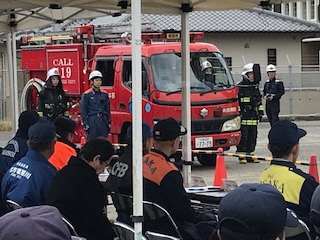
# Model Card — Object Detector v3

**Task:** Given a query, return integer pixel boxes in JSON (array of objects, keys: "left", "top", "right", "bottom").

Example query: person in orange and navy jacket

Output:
[
  {"left": 49, "top": 116, "right": 78, "bottom": 170},
  {"left": 81, "top": 70, "right": 111, "bottom": 140},
  {"left": 143, "top": 117, "right": 217, "bottom": 240}
]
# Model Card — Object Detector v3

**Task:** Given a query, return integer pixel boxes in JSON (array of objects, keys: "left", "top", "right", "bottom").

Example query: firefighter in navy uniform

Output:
[
  {"left": 263, "top": 64, "right": 285, "bottom": 127},
  {"left": 81, "top": 70, "right": 111, "bottom": 140},
  {"left": 236, "top": 63, "right": 264, "bottom": 164},
  {"left": 38, "top": 68, "right": 69, "bottom": 121}
]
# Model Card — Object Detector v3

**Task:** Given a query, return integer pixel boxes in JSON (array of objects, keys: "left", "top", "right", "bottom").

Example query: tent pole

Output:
[
  {"left": 181, "top": 12, "right": 192, "bottom": 187},
  {"left": 12, "top": 29, "right": 19, "bottom": 131},
  {"left": 131, "top": 0, "right": 143, "bottom": 240},
  {"left": 6, "top": 32, "right": 16, "bottom": 134}
]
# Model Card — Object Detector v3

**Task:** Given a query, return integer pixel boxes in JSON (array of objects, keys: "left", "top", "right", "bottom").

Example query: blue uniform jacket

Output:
[
  {"left": 80, "top": 88, "right": 111, "bottom": 126},
  {"left": 0, "top": 129, "right": 29, "bottom": 174},
  {"left": 1, "top": 149, "right": 57, "bottom": 207}
]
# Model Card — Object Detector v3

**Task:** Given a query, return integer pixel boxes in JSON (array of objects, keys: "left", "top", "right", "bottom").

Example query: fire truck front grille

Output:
[
  {"left": 189, "top": 116, "right": 237, "bottom": 135},
  {"left": 192, "top": 120, "right": 223, "bottom": 134}
]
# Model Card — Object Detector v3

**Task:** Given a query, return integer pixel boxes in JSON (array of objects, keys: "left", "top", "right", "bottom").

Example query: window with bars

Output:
[{"left": 267, "top": 49, "right": 277, "bottom": 66}]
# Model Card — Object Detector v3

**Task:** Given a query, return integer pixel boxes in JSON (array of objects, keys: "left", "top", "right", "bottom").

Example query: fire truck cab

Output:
[{"left": 20, "top": 26, "right": 241, "bottom": 166}]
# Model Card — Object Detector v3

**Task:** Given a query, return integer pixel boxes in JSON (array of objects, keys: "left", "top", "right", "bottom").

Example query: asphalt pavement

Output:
[{"left": 192, "top": 120, "right": 320, "bottom": 186}]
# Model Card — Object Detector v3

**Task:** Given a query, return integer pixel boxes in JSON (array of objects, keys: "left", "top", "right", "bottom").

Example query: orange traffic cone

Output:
[
  {"left": 214, "top": 147, "right": 227, "bottom": 187},
  {"left": 80, "top": 136, "right": 86, "bottom": 148},
  {"left": 309, "top": 154, "right": 319, "bottom": 183}
]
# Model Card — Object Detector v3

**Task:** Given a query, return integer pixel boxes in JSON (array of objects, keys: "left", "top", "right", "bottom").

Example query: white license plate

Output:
[{"left": 195, "top": 137, "right": 213, "bottom": 148}]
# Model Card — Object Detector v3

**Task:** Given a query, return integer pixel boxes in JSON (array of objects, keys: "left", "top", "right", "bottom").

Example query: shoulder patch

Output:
[
  {"left": 84, "top": 88, "right": 94, "bottom": 94},
  {"left": 275, "top": 79, "right": 282, "bottom": 83}
]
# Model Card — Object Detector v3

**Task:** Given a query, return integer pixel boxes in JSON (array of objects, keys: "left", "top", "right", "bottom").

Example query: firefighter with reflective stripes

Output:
[
  {"left": 236, "top": 63, "right": 264, "bottom": 164},
  {"left": 38, "top": 68, "right": 69, "bottom": 121}
]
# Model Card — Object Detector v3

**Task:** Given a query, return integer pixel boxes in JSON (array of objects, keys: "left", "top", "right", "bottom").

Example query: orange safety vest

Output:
[
  {"left": 143, "top": 151, "right": 178, "bottom": 185},
  {"left": 49, "top": 141, "right": 77, "bottom": 170}
]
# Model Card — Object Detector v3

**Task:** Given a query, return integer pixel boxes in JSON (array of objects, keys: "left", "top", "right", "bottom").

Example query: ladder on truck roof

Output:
[{"left": 21, "top": 23, "right": 156, "bottom": 46}]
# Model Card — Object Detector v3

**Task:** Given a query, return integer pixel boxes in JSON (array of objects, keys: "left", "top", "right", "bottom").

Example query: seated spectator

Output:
[
  {"left": 47, "top": 138, "right": 116, "bottom": 240},
  {"left": 0, "top": 110, "right": 40, "bottom": 175},
  {"left": 218, "top": 183, "right": 297, "bottom": 240},
  {"left": 260, "top": 120, "right": 318, "bottom": 236},
  {"left": 105, "top": 122, "right": 153, "bottom": 224},
  {"left": 105, "top": 121, "right": 153, "bottom": 195},
  {"left": 49, "top": 116, "right": 78, "bottom": 170},
  {"left": 310, "top": 185, "right": 320, "bottom": 240},
  {"left": 1, "top": 121, "right": 57, "bottom": 207},
  {"left": 143, "top": 118, "right": 216, "bottom": 239},
  {"left": 0, "top": 205, "right": 81, "bottom": 240}
]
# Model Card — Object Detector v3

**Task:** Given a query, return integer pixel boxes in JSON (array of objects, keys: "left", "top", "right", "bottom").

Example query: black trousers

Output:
[
  {"left": 236, "top": 124, "right": 258, "bottom": 154},
  {"left": 266, "top": 103, "right": 280, "bottom": 127}
]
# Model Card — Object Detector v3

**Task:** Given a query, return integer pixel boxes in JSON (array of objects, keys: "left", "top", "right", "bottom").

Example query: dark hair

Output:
[
  {"left": 28, "top": 139, "right": 55, "bottom": 152},
  {"left": 79, "top": 138, "right": 114, "bottom": 163},
  {"left": 219, "top": 219, "right": 284, "bottom": 240},
  {"left": 269, "top": 145, "right": 294, "bottom": 158},
  {"left": 56, "top": 130, "right": 69, "bottom": 140}
]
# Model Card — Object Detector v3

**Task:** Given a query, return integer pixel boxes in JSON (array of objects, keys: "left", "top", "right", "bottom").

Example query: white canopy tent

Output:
[{"left": 0, "top": 1, "right": 307, "bottom": 239}]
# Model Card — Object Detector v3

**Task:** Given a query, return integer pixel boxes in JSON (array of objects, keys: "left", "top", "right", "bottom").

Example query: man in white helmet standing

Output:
[
  {"left": 81, "top": 70, "right": 111, "bottom": 140},
  {"left": 263, "top": 64, "right": 285, "bottom": 126},
  {"left": 38, "top": 68, "right": 68, "bottom": 121},
  {"left": 236, "top": 63, "right": 264, "bottom": 164}
]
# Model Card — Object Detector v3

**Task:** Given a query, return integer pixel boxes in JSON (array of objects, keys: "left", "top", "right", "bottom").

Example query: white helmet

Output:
[
  {"left": 46, "top": 68, "right": 60, "bottom": 81},
  {"left": 201, "top": 61, "right": 212, "bottom": 72},
  {"left": 241, "top": 63, "right": 254, "bottom": 76},
  {"left": 89, "top": 70, "right": 103, "bottom": 81},
  {"left": 266, "top": 64, "right": 276, "bottom": 72}
]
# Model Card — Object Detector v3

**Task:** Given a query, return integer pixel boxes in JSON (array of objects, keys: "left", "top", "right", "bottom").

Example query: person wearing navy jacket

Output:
[
  {"left": 1, "top": 121, "right": 57, "bottom": 207},
  {"left": 0, "top": 110, "right": 40, "bottom": 175},
  {"left": 81, "top": 70, "right": 111, "bottom": 140}
]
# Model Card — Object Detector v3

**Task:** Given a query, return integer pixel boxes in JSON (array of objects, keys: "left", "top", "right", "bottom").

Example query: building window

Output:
[
  {"left": 311, "top": 0, "right": 315, "bottom": 19},
  {"left": 293, "top": 2, "right": 297, "bottom": 17},
  {"left": 225, "top": 57, "right": 232, "bottom": 71},
  {"left": 302, "top": 2, "right": 307, "bottom": 19},
  {"left": 267, "top": 49, "right": 277, "bottom": 66},
  {"left": 285, "top": 3, "right": 289, "bottom": 15},
  {"left": 274, "top": 4, "right": 281, "bottom": 13}
]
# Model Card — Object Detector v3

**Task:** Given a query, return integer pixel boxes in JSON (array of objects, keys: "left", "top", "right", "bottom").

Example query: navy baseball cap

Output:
[
  {"left": 28, "top": 121, "right": 56, "bottom": 141},
  {"left": 268, "top": 120, "right": 306, "bottom": 150},
  {"left": 153, "top": 118, "right": 187, "bottom": 141},
  {"left": 18, "top": 110, "right": 40, "bottom": 133},
  {"left": 218, "top": 183, "right": 298, "bottom": 239},
  {"left": 126, "top": 122, "right": 153, "bottom": 140}
]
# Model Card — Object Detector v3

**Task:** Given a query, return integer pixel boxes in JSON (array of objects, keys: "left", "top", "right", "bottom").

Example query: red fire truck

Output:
[{"left": 20, "top": 25, "right": 241, "bottom": 166}]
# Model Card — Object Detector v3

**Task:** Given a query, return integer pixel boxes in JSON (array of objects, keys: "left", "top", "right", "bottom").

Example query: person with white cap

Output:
[
  {"left": 263, "top": 64, "right": 285, "bottom": 126},
  {"left": 201, "top": 60, "right": 216, "bottom": 88},
  {"left": 81, "top": 70, "right": 111, "bottom": 139},
  {"left": 235, "top": 63, "right": 264, "bottom": 164},
  {"left": 38, "top": 68, "right": 69, "bottom": 121}
]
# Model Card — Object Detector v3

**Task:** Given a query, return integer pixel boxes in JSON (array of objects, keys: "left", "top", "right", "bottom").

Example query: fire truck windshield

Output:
[{"left": 151, "top": 52, "right": 234, "bottom": 94}]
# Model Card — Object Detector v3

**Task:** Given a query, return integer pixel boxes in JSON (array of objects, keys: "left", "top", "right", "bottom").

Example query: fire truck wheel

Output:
[{"left": 197, "top": 154, "right": 217, "bottom": 166}]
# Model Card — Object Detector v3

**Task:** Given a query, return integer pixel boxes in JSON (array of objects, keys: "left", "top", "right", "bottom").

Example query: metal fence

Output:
[{"left": 232, "top": 65, "right": 320, "bottom": 89}]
